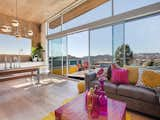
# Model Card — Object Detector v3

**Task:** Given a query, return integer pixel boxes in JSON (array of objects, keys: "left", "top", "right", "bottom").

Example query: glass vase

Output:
[{"left": 98, "top": 91, "right": 108, "bottom": 115}]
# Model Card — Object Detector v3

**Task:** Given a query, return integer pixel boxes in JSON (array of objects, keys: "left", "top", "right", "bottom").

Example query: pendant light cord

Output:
[{"left": 16, "top": 0, "right": 17, "bottom": 20}]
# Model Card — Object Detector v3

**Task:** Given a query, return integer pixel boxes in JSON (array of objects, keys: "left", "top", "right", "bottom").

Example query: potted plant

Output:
[{"left": 31, "top": 43, "right": 45, "bottom": 62}]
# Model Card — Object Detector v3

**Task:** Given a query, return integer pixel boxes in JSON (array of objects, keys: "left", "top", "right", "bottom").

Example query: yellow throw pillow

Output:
[
  {"left": 42, "top": 112, "right": 55, "bottom": 120},
  {"left": 142, "top": 70, "right": 160, "bottom": 88},
  {"left": 77, "top": 81, "right": 85, "bottom": 94},
  {"left": 124, "top": 66, "right": 139, "bottom": 85}
]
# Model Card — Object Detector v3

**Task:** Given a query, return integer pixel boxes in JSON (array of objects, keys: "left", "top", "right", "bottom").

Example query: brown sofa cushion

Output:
[
  {"left": 90, "top": 80, "right": 117, "bottom": 94},
  {"left": 104, "top": 81, "right": 117, "bottom": 94},
  {"left": 117, "top": 85, "right": 159, "bottom": 104}
]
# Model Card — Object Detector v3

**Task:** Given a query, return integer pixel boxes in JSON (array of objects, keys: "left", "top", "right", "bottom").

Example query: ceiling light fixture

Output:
[
  {"left": 15, "top": 26, "right": 21, "bottom": 39},
  {"left": 12, "top": 0, "right": 19, "bottom": 27},
  {"left": 1, "top": 0, "right": 33, "bottom": 39},
  {"left": 15, "top": 33, "right": 21, "bottom": 38},
  {"left": 27, "top": 30, "right": 33, "bottom": 36},
  {"left": 12, "top": 19, "right": 19, "bottom": 27},
  {"left": 1, "top": 25, "right": 12, "bottom": 33}
]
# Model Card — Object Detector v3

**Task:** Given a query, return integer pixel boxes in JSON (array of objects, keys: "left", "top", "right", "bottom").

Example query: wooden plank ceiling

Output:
[{"left": 0, "top": 0, "right": 78, "bottom": 23}]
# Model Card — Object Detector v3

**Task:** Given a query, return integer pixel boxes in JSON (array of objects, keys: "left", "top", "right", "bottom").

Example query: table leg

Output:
[
  {"left": 37, "top": 69, "right": 40, "bottom": 84},
  {"left": 35, "top": 68, "right": 41, "bottom": 87}
]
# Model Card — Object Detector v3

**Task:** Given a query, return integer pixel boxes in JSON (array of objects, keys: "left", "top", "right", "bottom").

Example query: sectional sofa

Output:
[{"left": 85, "top": 72, "right": 160, "bottom": 118}]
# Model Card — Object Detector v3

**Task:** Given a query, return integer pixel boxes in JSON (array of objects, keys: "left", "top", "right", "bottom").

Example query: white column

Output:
[{"left": 40, "top": 22, "right": 49, "bottom": 73}]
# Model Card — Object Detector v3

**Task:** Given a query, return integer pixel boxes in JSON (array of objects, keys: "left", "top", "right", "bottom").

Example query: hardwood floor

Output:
[{"left": 0, "top": 76, "right": 157, "bottom": 120}]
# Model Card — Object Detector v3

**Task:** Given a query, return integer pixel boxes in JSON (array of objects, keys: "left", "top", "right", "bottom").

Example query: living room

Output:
[{"left": 0, "top": 0, "right": 160, "bottom": 120}]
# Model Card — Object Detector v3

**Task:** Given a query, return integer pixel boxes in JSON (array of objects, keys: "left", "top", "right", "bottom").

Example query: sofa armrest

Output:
[
  {"left": 154, "top": 87, "right": 160, "bottom": 104},
  {"left": 156, "top": 93, "right": 160, "bottom": 104},
  {"left": 85, "top": 72, "right": 96, "bottom": 90}
]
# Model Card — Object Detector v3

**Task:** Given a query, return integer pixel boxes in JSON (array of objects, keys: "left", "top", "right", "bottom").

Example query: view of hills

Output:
[{"left": 70, "top": 53, "right": 160, "bottom": 60}]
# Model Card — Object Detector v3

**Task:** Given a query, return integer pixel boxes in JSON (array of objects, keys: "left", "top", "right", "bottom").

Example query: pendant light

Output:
[
  {"left": 15, "top": 26, "right": 21, "bottom": 38},
  {"left": 12, "top": 0, "right": 19, "bottom": 27},
  {"left": 1, "top": 25, "right": 12, "bottom": 33},
  {"left": 27, "top": 30, "right": 33, "bottom": 36}
]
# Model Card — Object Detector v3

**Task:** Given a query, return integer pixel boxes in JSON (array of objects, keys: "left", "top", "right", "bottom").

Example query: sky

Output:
[
  {"left": 58, "top": 0, "right": 160, "bottom": 57},
  {"left": 0, "top": 34, "right": 31, "bottom": 55},
  {"left": 1, "top": 0, "right": 160, "bottom": 56},
  {"left": 125, "top": 15, "right": 160, "bottom": 54}
]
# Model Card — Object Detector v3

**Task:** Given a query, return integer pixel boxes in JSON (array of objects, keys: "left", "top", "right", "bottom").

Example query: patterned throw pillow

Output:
[
  {"left": 136, "top": 69, "right": 160, "bottom": 89},
  {"left": 124, "top": 66, "right": 139, "bottom": 85},
  {"left": 142, "top": 70, "right": 160, "bottom": 88},
  {"left": 136, "top": 69, "right": 160, "bottom": 104}
]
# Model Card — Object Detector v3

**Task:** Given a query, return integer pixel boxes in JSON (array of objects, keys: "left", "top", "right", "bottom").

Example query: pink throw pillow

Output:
[{"left": 112, "top": 68, "right": 129, "bottom": 84}]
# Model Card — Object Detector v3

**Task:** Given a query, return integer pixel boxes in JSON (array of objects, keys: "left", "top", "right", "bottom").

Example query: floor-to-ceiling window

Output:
[
  {"left": 113, "top": 23, "right": 125, "bottom": 67},
  {"left": 48, "top": 37, "right": 67, "bottom": 75},
  {"left": 62, "top": 1, "right": 112, "bottom": 31},
  {"left": 90, "top": 26, "right": 112, "bottom": 71},
  {"left": 67, "top": 31, "right": 89, "bottom": 76},
  {"left": 48, "top": 1, "right": 160, "bottom": 77},
  {"left": 114, "top": 0, "right": 160, "bottom": 15},
  {"left": 48, "top": 0, "right": 112, "bottom": 35},
  {"left": 125, "top": 15, "right": 160, "bottom": 69}
]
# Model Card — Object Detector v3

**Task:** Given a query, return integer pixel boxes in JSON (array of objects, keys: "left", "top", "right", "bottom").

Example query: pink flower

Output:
[
  {"left": 97, "top": 68, "right": 106, "bottom": 81},
  {"left": 97, "top": 68, "right": 104, "bottom": 76}
]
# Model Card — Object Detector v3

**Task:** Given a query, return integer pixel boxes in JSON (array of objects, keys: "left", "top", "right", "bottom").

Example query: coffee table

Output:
[{"left": 55, "top": 93, "right": 126, "bottom": 120}]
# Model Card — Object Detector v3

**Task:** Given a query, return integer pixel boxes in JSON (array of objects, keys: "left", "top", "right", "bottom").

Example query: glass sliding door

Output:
[
  {"left": 48, "top": 37, "right": 67, "bottom": 75},
  {"left": 67, "top": 31, "right": 89, "bottom": 76},
  {"left": 90, "top": 26, "right": 112, "bottom": 71}
]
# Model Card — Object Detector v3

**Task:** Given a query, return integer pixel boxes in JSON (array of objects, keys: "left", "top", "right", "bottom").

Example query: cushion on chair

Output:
[{"left": 117, "top": 85, "right": 158, "bottom": 104}]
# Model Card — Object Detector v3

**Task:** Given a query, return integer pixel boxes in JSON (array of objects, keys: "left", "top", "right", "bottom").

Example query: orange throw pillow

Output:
[
  {"left": 142, "top": 70, "right": 160, "bottom": 88},
  {"left": 124, "top": 66, "right": 139, "bottom": 85}
]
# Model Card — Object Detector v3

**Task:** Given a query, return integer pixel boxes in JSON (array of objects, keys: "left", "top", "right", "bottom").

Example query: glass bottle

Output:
[
  {"left": 86, "top": 88, "right": 94, "bottom": 112},
  {"left": 94, "top": 85, "right": 100, "bottom": 95},
  {"left": 99, "top": 79, "right": 105, "bottom": 91},
  {"left": 91, "top": 92, "right": 99, "bottom": 118},
  {"left": 98, "top": 91, "right": 108, "bottom": 115}
]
